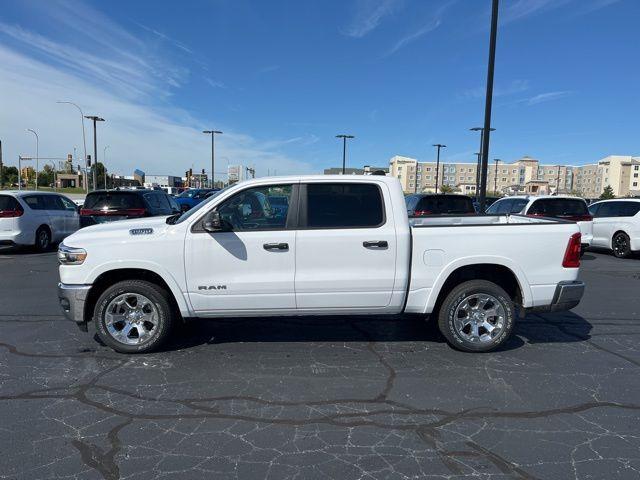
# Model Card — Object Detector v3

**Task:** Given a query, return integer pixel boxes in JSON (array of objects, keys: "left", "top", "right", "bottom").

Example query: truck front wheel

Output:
[
  {"left": 437, "top": 280, "right": 515, "bottom": 353},
  {"left": 94, "top": 280, "right": 173, "bottom": 353}
]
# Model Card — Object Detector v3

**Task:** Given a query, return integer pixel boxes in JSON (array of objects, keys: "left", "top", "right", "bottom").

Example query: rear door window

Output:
[
  {"left": 595, "top": 202, "right": 617, "bottom": 217},
  {"left": 22, "top": 195, "right": 46, "bottom": 210},
  {"left": 42, "top": 195, "right": 65, "bottom": 211},
  {"left": 83, "top": 192, "right": 144, "bottom": 210},
  {"left": 304, "top": 183, "right": 384, "bottom": 228}
]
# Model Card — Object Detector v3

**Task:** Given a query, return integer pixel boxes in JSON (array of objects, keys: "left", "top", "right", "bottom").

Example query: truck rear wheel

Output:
[
  {"left": 437, "top": 280, "right": 515, "bottom": 353},
  {"left": 94, "top": 280, "right": 173, "bottom": 353}
]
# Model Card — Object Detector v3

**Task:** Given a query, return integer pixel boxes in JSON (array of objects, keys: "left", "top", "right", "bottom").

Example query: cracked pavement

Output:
[{"left": 0, "top": 250, "right": 639, "bottom": 479}]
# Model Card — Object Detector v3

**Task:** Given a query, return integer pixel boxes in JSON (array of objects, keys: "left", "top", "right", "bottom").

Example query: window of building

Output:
[{"left": 426, "top": 167, "right": 431, "bottom": 172}]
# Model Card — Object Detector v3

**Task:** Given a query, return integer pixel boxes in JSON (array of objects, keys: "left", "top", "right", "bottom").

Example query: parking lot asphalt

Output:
[{"left": 0, "top": 249, "right": 639, "bottom": 480}]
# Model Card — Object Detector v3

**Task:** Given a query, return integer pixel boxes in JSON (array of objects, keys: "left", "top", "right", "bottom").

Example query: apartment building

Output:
[{"left": 389, "top": 154, "right": 640, "bottom": 198}]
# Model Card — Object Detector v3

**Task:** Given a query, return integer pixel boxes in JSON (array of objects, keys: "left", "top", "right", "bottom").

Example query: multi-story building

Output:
[
  {"left": 144, "top": 175, "right": 182, "bottom": 188},
  {"left": 389, "top": 154, "right": 640, "bottom": 198}
]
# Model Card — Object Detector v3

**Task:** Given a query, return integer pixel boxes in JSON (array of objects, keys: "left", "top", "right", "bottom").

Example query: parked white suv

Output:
[
  {"left": 486, "top": 195, "right": 593, "bottom": 249},
  {"left": 587, "top": 199, "right": 640, "bottom": 258},
  {"left": 0, "top": 191, "right": 79, "bottom": 251}
]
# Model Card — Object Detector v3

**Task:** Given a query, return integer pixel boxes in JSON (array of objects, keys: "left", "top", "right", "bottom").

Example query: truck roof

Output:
[{"left": 235, "top": 174, "right": 397, "bottom": 187}]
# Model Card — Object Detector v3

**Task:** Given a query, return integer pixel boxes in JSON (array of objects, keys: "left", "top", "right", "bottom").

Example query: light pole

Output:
[
  {"left": 202, "top": 130, "right": 222, "bottom": 188},
  {"left": 470, "top": 127, "right": 495, "bottom": 199},
  {"left": 432, "top": 144, "right": 446, "bottom": 194},
  {"left": 57, "top": 101, "right": 88, "bottom": 193},
  {"left": 555, "top": 164, "right": 562, "bottom": 195},
  {"left": 103, "top": 145, "right": 110, "bottom": 189},
  {"left": 493, "top": 158, "right": 501, "bottom": 194},
  {"left": 26, "top": 129, "right": 39, "bottom": 190},
  {"left": 84, "top": 115, "right": 105, "bottom": 191},
  {"left": 336, "top": 134, "right": 355, "bottom": 174},
  {"left": 478, "top": 0, "right": 500, "bottom": 213}
]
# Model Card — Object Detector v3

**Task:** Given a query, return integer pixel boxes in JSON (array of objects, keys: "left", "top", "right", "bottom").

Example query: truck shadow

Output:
[{"left": 161, "top": 311, "right": 592, "bottom": 353}]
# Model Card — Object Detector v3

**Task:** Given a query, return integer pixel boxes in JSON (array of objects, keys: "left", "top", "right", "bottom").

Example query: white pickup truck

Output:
[{"left": 58, "top": 175, "right": 585, "bottom": 354}]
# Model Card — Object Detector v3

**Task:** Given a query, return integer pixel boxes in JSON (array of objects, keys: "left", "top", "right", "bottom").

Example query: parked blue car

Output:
[{"left": 174, "top": 188, "right": 218, "bottom": 211}]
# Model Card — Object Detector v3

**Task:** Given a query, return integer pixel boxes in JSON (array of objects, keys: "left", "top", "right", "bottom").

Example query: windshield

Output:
[{"left": 173, "top": 187, "right": 229, "bottom": 224}]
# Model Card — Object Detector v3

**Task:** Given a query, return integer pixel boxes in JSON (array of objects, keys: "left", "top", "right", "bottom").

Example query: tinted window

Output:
[
  {"left": 405, "top": 195, "right": 419, "bottom": 212},
  {"left": 306, "top": 183, "right": 384, "bottom": 228},
  {"left": 486, "top": 199, "right": 512, "bottom": 214},
  {"left": 83, "top": 192, "right": 144, "bottom": 210},
  {"left": 218, "top": 185, "right": 292, "bottom": 231},
  {"left": 414, "top": 195, "right": 474, "bottom": 215},
  {"left": 42, "top": 195, "right": 64, "bottom": 211},
  {"left": 22, "top": 195, "right": 46, "bottom": 210},
  {"left": 620, "top": 202, "right": 640, "bottom": 217},
  {"left": 59, "top": 196, "right": 78, "bottom": 211},
  {"left": 595, "top": 202, "right": 617, "bottom": 217},
  {"left": 528, "top": 199, "right": 588, "bottom": 217},
  {"left": 167, "top": 195, "right": 180, "bottom": 211},
  {"left": 0, "top": 195, "right": 20, "bottom": 211},
  {"left": 510, "top": 199, "right": 529, "bottom": 213},
  {"left": 143, "top": 192, "right": 163, "bottom": 210}
]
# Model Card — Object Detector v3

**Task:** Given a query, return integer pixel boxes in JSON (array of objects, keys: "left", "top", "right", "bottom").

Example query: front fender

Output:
[{"left": 85, "top": 260, "right": 193, "bottom": 316}]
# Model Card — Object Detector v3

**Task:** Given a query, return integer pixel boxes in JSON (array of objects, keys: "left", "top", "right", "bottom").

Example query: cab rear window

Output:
[{"left": 83, "top": 192, "right": 144, "bottom": 210}]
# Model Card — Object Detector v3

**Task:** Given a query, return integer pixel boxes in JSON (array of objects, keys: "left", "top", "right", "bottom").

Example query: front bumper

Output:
[
  {"left": 58, "top": 283, "right": 92, "bottom": 331},
  {"left": 529, "top": 280, "right": 585, "bottom": 313}
]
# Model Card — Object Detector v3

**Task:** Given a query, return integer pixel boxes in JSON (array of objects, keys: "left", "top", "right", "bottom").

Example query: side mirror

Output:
[{"left": 203, "top": 210, "right": 227, "bottom": 232}]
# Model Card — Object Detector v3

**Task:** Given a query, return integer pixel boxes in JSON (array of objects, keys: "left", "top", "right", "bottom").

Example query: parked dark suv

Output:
[
  {"left": 405, "top": 194, "right": 476, "bottom": 217},
  {"left": 80, "top": 189, "right": 181, "bottom": 228}
]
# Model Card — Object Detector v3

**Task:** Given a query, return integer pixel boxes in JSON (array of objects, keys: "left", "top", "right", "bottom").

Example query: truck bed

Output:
[{"left": 405, "top": 214, "right": 580, "bottom": 313}]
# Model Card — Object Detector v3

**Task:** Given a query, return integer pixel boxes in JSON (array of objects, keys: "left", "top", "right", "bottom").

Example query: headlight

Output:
[{"left": 58, "top": 245, "right": 87, "bottom": 265}]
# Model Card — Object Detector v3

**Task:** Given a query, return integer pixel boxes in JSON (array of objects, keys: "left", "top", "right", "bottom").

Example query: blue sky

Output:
[{"left": 0, "top": 0, "right": 637, "bottom": 177}]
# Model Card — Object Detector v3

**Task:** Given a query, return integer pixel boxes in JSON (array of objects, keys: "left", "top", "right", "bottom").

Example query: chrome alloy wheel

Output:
[
  {"left": 453, "top": 293, "right": 506, "bottom": 343},
  {"left": 104, "top": 293, "right": 159, "bottom": 345}
]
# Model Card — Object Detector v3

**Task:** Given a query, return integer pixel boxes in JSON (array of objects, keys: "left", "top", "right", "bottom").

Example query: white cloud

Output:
[
  {"left": 0, "top": 44, "right": 314, "bottom": 178},
  {"left": 501, "top": 0, "right": 621, "bottom": 25},
  {"left": 383, "top": 1, "right": 455, "bottom": 57},
  {"left": 459, "top": 79, "right": 530, "bottom": 100},
  {"left": 343, "top": 0, "right": 403, "bottom": 38},
  {"left": 527, "top": 91, "right": 572, "bottom": 105}
]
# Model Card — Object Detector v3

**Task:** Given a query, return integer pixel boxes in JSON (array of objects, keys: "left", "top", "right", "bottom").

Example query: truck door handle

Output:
[
  {"left": 263, "top": 242, "right": 289, "bottom": 251},
  {"left": 363, "top": 240, "right": 388, "bottom": 249}
]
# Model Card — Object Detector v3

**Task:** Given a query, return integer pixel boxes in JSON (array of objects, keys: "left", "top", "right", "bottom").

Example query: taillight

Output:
[
  {"left": 562, "top": 232, "right": 582, "bottom": 268},
  {"left": 414, "top": 210, "right": 432, "bottom": 216},
  {"left": 0, "top": 206, "right": 24, "bottom": 218}
]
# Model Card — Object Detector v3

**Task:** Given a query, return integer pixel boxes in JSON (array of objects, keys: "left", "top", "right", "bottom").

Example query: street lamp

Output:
[
  {"left": 432, "top": 144, "right": 446, "bottom": 194},
  {"left": 470, "top": 127, "right": 495, "bottom": 199},
  {"left": 26, "top": 129, "right": 39, "bottom": 190},
  {"left": 493, "top": 158, "right": 501, "bottom": 194},
  {"left": 84, "top": 115, "right": 105, "bottom": 191},
  {"left": 202, "top": 130, "right": 222, "bottom": 188},
  {"left": 336, "top": 134, "right": 355, "bottom": 174},
  {"left": 478, "top": 0, "right": 501, "bottom": 213},
  {"left": 57, "top": 101, "right": 88, "bottom": 193},
  {"left": 103, "top": 145, "right": 110, "bottom": 189}
]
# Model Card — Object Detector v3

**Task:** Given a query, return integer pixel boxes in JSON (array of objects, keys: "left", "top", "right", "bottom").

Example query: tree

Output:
[
  {"left": 439, "top": 184, "right": 456, "bottom": 194},
  {"left": 1, "top": 166, "right": 19, "bottom": 186},
  {"left": 600, "top": 185, "right": 615, "bottom": 200},
  {"left": 94, "top": 162, "right": 108, "bottom": 189},
  {"left": 38, "top": 165, "right": 55, "bottom": 187}
]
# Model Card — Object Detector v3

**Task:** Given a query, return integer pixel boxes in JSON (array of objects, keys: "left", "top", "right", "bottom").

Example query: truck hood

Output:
[{"left": 63, "top": 216, "right": 172, "bottom": 248}]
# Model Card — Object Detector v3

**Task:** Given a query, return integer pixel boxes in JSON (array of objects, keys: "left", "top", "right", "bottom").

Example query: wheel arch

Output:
[
  {"left": 426, "top": 261, "right": 529, "bottom": 315},
  {"left": 83, "top": 267, "right": 188, "bottom": 324}
]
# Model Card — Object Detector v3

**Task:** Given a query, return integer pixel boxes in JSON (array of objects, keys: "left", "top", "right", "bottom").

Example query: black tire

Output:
[
  {"left": 437, "top": 280, "right": 515, "bottom": 353},
  {"left": 34, "top": 226, "right": 51, "bottom": 252},
  {"left": 612, "top": 232, "right": 631, "bottom": 259},
  {"left": 94, "top": 280, "right": 174, "bottom": 353}
]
